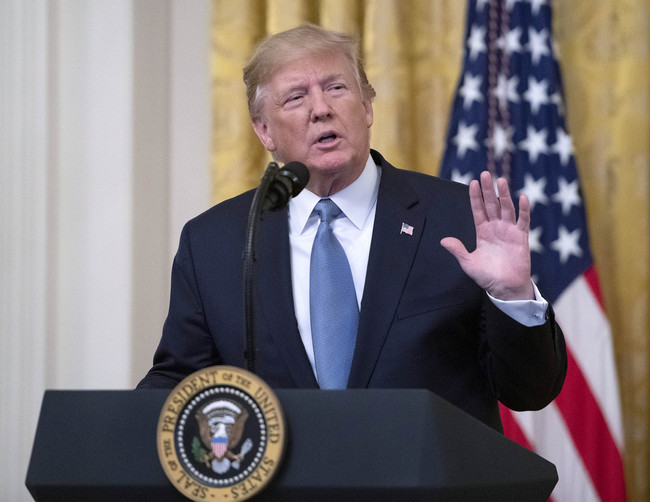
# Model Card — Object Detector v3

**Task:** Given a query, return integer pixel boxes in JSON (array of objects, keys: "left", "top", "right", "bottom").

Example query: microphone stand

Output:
[{"left": 243, "top": 161, "right": 279, "bottom": 374}]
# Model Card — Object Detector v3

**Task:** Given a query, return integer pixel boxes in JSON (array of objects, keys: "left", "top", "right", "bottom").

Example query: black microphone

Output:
[
  {"left": 262, "top": 161, "right": 310, "bottom": 212},
  {"left": 243, "top": 160, "right": 310, "bottom": 373}
]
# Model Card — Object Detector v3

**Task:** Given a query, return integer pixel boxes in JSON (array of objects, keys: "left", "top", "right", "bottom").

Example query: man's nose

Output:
[{"left": 310, "top": 90, "right": 332, "bottom": 121}]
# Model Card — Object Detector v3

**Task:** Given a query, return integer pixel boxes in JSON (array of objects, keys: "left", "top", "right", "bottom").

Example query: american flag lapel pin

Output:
[{"left": 400, "top": 222, "right": 414, "bottom": 236}]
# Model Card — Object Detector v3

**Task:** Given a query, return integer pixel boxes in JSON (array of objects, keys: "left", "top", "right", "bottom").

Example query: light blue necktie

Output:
[{"left": 310, "top": 199, "right": 359, "bottom": 389}]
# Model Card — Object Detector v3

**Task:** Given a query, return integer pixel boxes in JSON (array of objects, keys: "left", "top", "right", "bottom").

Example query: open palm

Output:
[{"left": 441, "top": 171, "right": 534, "bottom": 301}]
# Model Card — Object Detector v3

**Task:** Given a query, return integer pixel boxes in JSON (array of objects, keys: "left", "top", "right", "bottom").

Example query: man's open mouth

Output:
[{"left": 318, "top": 133, "right": 337, "bottom": 143}]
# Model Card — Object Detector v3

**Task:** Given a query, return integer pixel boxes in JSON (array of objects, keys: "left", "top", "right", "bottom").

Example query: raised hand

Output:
[{"left": 441, "top": 171, "right": 534, "bottom": 301}]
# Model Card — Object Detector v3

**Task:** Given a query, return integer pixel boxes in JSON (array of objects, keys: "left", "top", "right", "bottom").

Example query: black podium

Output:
[{"left": 26, "top": 389, "right": 557, "bottom": 501}]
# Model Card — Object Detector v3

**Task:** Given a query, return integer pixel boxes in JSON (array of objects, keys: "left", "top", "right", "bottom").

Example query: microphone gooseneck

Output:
[{"left": 243, "top": 161, "right": 310, "bottom": 374}]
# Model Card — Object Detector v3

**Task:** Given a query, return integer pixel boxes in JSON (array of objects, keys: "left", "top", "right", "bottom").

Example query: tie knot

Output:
[{"left": 314, "top": 198, "right": 342, "bottom": 225}]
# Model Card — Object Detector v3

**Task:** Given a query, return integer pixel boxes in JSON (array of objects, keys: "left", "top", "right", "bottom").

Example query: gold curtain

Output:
[
  {"left": 210, "top": 0, "right": 465, "bottom": 197},
  {"left": 211, "top": 1, "right": 650, "bottom": 500}
]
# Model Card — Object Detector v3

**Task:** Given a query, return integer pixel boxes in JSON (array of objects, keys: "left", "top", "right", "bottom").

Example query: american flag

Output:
[
  {"left": 439, "top": 1, "right": 626, "bottom": 500},
  {"left": 400, "top": 222, "right": 414, "bottom": 235}
]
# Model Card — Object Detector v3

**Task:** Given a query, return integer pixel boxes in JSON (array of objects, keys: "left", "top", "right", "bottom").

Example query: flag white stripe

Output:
[
  {"left": 515, "top": 403, "right": 599, "bottom": 502},
  {"left": 553, "top": 276, "right": 625, "bottom": 448}
]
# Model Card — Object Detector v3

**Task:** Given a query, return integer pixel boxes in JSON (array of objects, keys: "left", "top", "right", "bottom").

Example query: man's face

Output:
[{"left": 252, "top": 51, "right": 374, "bottom": 195}]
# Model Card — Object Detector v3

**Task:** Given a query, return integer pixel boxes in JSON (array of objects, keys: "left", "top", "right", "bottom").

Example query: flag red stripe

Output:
[
  {"left": 500, "top": 405, "right": 533, "bottom": 448},
  {"left": 554, "top": 347, "right": 626, "bottom": 501},
  {"left": 583, "top": 266, "right": 605, "bottom": 310}
]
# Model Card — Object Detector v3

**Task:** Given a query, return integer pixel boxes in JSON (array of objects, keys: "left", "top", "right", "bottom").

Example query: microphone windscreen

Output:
[{"left": 281, "top": 162, "right": 310, "bottom": 195}]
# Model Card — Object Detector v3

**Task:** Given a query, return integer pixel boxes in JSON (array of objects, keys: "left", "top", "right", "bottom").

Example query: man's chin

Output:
[
  {"left": 308, "top": 162, "right": 349, "bottom": 179},
  {"left": 309, "top": 150, "right": 357, "bottom": 171}
]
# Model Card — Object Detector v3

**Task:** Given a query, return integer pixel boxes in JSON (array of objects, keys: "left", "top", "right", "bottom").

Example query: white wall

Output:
[{"left": 0, "top": 1, "right": 211, "bottom": 500}]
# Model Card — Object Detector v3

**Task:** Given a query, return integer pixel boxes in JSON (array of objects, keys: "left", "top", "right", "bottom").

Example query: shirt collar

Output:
[{"left": 289, "top": 154, "right": 380, "bottom": 234}]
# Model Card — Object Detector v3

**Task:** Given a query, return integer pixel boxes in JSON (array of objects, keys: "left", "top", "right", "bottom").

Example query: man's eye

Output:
[{"left": 328, "top": 84, "right": 347, "bottom": 94}]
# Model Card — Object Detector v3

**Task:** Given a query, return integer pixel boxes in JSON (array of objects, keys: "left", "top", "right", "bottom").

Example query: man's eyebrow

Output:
[
  {"left": 277, "top": 79, "right": 308, "bottom": 96},
  {"left": 321, "top": 73, "right": 346, "bottom": 84},
  {"left": 274, "top": 72, "right": 349, "bottom": 101}
]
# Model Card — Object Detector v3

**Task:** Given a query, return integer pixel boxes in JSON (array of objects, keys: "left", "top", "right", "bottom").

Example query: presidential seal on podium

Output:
[{"left": 157, "top": 366, "right": 286, "bottom": 501}]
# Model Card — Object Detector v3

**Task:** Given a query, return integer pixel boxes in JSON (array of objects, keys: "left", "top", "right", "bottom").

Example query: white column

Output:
[
  {"left": 129, "top": 0, "right": 173, "bottom": 386},
  {"left": 169, "top": 0, "right": 212, "bottom": 255},
  {"left": 1, "top": 1, "right": 211, "bottom": 500},
  {"left": 0, "top": 1, "right": 50, "bottom": 501},
  {"left": 130, "top": 0, "right": 211, "bottom": 384},
  {"left": 51, "top": 0, "right": 134, "bottom": 389},
  {"left": 130, "top": 0, "right": 212, "bottom": 384}
]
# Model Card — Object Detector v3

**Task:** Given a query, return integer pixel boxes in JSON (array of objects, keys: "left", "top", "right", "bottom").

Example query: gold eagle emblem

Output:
[{"left": 195, "top": 399, "right": 252, "bottom": 474}]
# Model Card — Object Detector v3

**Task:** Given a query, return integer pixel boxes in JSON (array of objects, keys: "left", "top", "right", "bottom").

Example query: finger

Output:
[
  {"left": 468, "top": 178, "right": 488, "bottom": 227},
  {"left": 496, "top": 177, "right": 516, "bottom": 224},
  {"left": 440, "top": 237, "right": 470, "bottom": 263},
  {"left": 517, "top": 194, "right": 531, "bottom": 232},
  {"left": 479, "top": 171, "right": 500, "bottom": 220}
]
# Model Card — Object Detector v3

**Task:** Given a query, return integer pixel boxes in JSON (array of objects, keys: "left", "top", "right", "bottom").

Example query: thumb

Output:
[{"left": 440, "top": 237, "right": 470, "bottom": 263}]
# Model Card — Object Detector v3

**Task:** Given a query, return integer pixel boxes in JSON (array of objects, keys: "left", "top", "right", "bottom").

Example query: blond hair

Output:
[{"left": 243, "top": 23, "right": 376, "bottom": 119}]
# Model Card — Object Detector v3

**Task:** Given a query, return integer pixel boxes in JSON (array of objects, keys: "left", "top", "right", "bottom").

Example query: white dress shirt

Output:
[{"left": 288, "top": 154, "right": 548, "bottom": 374}]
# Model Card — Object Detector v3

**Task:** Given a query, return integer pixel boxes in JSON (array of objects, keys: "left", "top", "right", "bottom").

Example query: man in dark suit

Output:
[{"left": 138, "top": 24, "right": 566, "bottom": 432}]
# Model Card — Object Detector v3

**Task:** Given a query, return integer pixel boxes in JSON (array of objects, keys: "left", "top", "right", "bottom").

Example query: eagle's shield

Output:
[{"left": 212, "top": 435, "right": 228, "bottom": 460}]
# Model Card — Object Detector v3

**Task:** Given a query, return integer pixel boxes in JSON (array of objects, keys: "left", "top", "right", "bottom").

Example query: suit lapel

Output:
[
  {"left": 348, "top": 157, "right": 425, "bottom": 388},
  {"left": 255, "top": 209, "right": 318, "bottom": 388}
]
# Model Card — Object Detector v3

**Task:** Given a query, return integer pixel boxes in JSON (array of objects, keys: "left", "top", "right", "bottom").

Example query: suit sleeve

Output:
[
  {"left": 136, "top": 224, "right": 221, "bottom": 389},
  {"left": 480, "top": 295, "right": 567, "bottom": 411}
]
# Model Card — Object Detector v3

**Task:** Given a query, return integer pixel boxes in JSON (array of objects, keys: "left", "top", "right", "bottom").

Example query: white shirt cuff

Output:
[{"left": 487, "top": 281, "right": 548, "bottom": 327}]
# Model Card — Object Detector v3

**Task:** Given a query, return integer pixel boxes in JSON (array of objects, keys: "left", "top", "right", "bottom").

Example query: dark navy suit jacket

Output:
[{"left": 138, "top": 150, "right": 567, "bottom": 431}]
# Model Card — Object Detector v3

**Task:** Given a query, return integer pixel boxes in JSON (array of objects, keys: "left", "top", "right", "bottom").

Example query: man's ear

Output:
[
  {"left": 252, "top": 117, "right": 276, "bottom": 152},
  {"left": 363, "top": 98, "right": 374, "bottom": 128}
]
